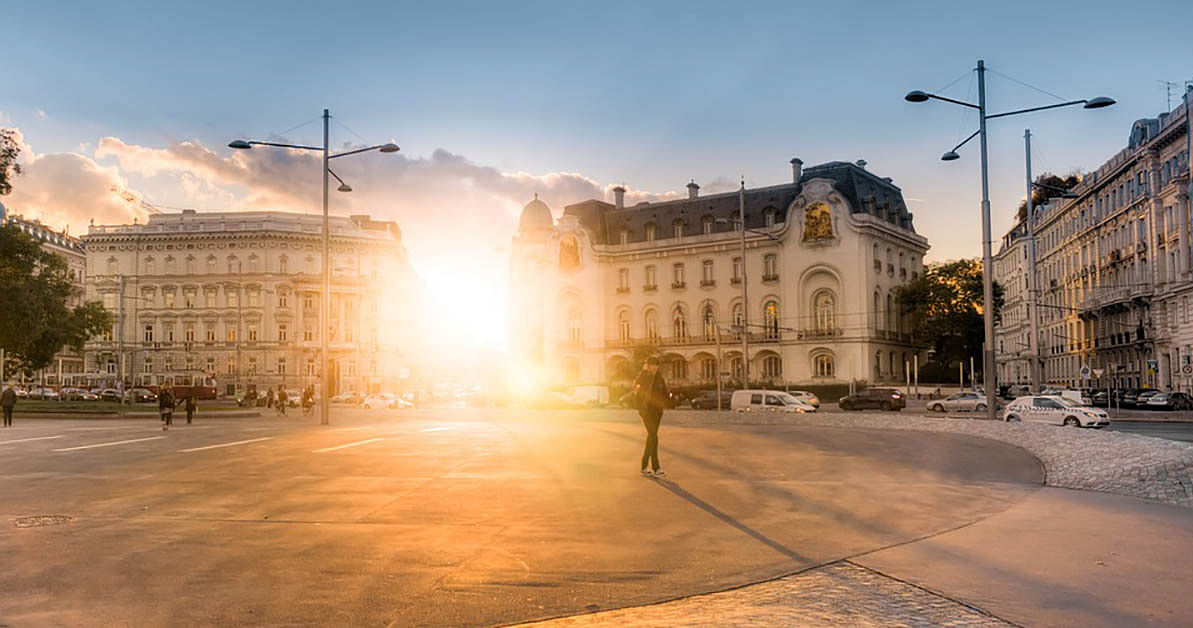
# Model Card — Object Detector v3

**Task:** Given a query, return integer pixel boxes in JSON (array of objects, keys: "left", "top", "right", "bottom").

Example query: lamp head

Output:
[
  {"left": 337, "top": 183, "right": 353, "bottom": 193},
  {"left": 941, "top": 151, "right": 960, "bottom": 162},
  {"left": 905, "top": 90, "right": 930, "bottom": 103},
  {"left": 1082, "top": 96, "right": 1115, "bottom": 109},
  {"left": 379, "top": 142, "right": 400, "bottom": 153},
  {"left": 228, "top": 140, "right": 252, "bottom": 150}
]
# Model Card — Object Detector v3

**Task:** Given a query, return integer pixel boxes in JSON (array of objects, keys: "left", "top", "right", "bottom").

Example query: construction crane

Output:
[{"left": 109, "top": 185, "right": 163, "bottom": 215}]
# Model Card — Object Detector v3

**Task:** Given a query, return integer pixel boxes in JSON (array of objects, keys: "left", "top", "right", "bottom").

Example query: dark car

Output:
[
  {"left": 838, "top": 388, "right": 906, "bottom": 411},
  {"left": 689, "top": 390, "right": 733, "bottom": 410},
  {"left": 1145, "top": 392, "right": 1193, "bottom": 411},
  {"left": 99, "top": 388, "right": 122, "bottom": 402}
]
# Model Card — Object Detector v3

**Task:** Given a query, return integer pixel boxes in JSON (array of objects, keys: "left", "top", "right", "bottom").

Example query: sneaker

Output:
[
  {"left": 640, "top": 468, "right": 653, "bottom": 477},
  {"left": 651, "top": 469, "right": 667, "bottom": 478}
]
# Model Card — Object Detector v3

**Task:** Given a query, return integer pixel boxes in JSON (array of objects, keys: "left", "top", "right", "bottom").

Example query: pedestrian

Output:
[
  {"left": 632, "top": 356, "right": 669, "bottom": 478},
  {"left": 266, "top": 387, "right": 275, "bottom": 409},
  {"left": 276, "top": 388, "right": 287, "bottom": 416},
  {"left": 1, "top": 384, "right": 16, "bottom": 427},
  {"left": 159, "top": 386, "right": 176, "bottom": 431},
  {"left": 184, "top": 392, "right": 197, "bottom": 424}
]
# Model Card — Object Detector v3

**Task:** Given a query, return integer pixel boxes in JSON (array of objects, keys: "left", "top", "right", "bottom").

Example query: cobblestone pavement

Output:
[
  {"left": 662, "top": 409, "right": 1193, "bottom": 508},
  {"left": 510, "top": 561, "right": 1016, "bottom": 628}
]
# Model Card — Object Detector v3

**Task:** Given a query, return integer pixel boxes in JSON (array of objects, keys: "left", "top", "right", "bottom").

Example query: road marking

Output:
[
  {"left": 420, "top": 426, "right": 455, "bottom": 433},
  {"left": 313, "top": 437, "right": 385, "bottom": 453},
  {"left": 64, "top": 426, "right": 145, "bottom": 431},
  {"left": 0, "top": 435, "right": 64, "bottom": 445},
  {"left": 52, "top": 436, "right": 165, "bottom": 452},
  {"left": 178, "top": 437, "right": 273, "bottom": 452},
  {"left": 330, "top": 426, "right": 371, "bottom": 432}
]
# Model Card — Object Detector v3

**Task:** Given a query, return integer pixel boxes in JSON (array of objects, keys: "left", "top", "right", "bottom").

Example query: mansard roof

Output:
[{"left": 563, "top": 160, "right": 915, "bottom": 245}]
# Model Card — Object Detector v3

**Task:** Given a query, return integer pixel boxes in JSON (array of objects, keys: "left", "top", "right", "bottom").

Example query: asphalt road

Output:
[
  {"left": 0, "top": 408, "right": 1043, "bottom": 627},
  {"left": 1107, "top": 420, "right": 1193, "bottom": 442}
]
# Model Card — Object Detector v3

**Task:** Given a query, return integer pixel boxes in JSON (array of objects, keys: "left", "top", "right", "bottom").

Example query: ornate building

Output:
[
  {"left": 509, "top": 158, "right": 930, "bottom": 389},
  {"left": 993, "top": 93, "right": 1192, "bottom": 391},
  {"left": 0, "top": 202, "right": 88, "bottom": 385},
  {"left": 81, "top": 210, "right": 422, "bottom": 396}
]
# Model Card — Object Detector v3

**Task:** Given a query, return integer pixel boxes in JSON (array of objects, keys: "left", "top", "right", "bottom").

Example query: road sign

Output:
[
  {"left": 1092, "top": 368, "right": 1105, "bottom": 378},
  {"left": 1147, "top": 359, "right": 1159, "bottom": 374},
  {"left": 1079, "top": 364, "right": 1091, "bottom": 379}
]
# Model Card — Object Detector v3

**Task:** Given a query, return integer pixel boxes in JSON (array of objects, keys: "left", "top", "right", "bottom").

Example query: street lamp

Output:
[
  {"left": 230, "top": 109, "right": 399, "bottom": 425},
  {"left": 905, "top": 59, "right": 1113, "bottom": 421}
]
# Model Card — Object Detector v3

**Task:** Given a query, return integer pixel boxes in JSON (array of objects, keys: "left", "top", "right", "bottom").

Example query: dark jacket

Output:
[
  {"left": 633, "top": 369, "right": 669, "bottom": 413},
  {"left": 158, "top": 390, "right": 175, "bottom": 411},
  {"left": 1, "top": 388, "right": 16, "bottom": 408},
  {"left": 185, "top": 396, "right": 197, "bottom": 411}
]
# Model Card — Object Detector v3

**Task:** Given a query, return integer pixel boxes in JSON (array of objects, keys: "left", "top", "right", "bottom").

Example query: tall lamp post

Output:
[
  {"left": 230, "top": 109, "right": 398, "bottom": 425},
  {"left": 905, "top": 59, "right": 1114, "bottom": 420},
  {"left": 1022, "top": 129, "right": 1079, "bottom": 393}
]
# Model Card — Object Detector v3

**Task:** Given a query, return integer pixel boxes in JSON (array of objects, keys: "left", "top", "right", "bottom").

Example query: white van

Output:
[{"left": 730, "top": 390, "right": 817, "bottom": 413}]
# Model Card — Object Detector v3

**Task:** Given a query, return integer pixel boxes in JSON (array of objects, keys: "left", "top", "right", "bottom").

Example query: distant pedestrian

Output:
[
  {"left": 632, "top": 356, "right": 669, "bottom": 478},
  {"left": 159, "top": 386, "right": 176, "bottom": 431},
  {"left": 2, "top": 385, "right": 16, "bottom": 427},
  {"left": 184, "top": 393, "right": 197, "bottom": 424},
  {"left": 276, "top": 388, "right": 287, "bottom": 416},
  {"left": 266, "top": 387, "right": 275, "bottom": 409}
]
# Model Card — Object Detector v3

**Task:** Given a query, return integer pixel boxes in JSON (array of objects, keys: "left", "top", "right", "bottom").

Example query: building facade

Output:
[
  {"left": 509, "top": 158, "right": 930, "bottom": 390},
  {"left": 0, "top": 203, "right": 88, "bottom": 385},
  {"left": 993, "top": 94, "right": 1192, "bottom": 391},
  {"left": 993, "top": 218, "right": 1031, "bottom": 387},
  {"left": 81, "top": 210, "right": 422, "bottom": 396}
]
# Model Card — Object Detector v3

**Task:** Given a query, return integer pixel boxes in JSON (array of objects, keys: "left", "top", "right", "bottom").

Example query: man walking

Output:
[
  {"left": 184, "top": 392, "right": 197, "bottom": 424},
  {"left": 1, "top": 385, "right": 16, "bottom": 427},
  {"left": 159, "top": 386, "right": 176, "bottom": 431},
  {"left": 632, "top": 356, "right": 669, "bottom": 477}
]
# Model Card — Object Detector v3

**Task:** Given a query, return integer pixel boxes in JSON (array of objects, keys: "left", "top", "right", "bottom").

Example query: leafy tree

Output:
[
  {"left": 895, "top": 259, "right": 1003, "bottom": 377},
  {"left": 0, "top": 128, "right": 21, "bottom": 196},
  {"left": 1017, "top": 172, "right": 1080, "bottom": 220},
  {"left": 0, "top": 224, "right": 111, "bottom": 373}
]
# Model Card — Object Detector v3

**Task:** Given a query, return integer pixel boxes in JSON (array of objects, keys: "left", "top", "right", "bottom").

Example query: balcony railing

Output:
[
  {"left": 643, "top": 284, "right": 658, "bottom": 292},
  {"left": 700, "top": 280, "right": 716, "bottom": 287},
  {"left": 671, "top": 282, "right": 686, "bottom": 289},
  {"left": 615, "top": 286, "right": 630, "bottom": 294},
  {"left": 761, "top": 273, "right": 779, "bottom": 282}
]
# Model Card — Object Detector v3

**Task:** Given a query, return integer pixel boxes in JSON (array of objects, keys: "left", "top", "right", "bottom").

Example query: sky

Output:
[{"left": 1, "top": 0, "right": 1191, "bottom": 350}]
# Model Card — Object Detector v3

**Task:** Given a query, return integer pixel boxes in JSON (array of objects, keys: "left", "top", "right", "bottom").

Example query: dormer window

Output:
[
  {"left": 619, "top": 229, "right": 629, "bottom": 245},
  {"left": 645, "top": 223, "right": 656, "bottom": 241},
  {"left": 702, "top": 216, "right": 714, "bottom": 235},
  {"left": 764, "top": 208, "right": 776, "bottom": 227},
  {"left": 673, "top": 219, "right": 686, "bottom": 238}
]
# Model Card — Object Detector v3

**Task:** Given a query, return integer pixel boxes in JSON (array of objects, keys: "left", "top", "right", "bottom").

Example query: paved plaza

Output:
[{"left": 1, "top": 408, "right": 1191, "bottom": 627}]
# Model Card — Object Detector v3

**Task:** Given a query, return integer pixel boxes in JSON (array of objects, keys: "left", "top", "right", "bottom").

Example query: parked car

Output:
[
  {"left": 1146, "top": 392, "right": 1193, "bottom": 411},
  {"left": 838, "top": 388, "right": 906, "bottom": 411},
  {"left": 730, "top": 390, "right": 816, "bottom": 413},
  {"left": 1001, "top": 395, "right": 1109, "bottom": 427},
  {"left": 786, "top": 390, "right": 820, "bottom": 409},
  {"left": 362, "top": 393, "right": 412, "bottom": 410},
  {"left": 689, "top": 390, "right": 732, "bottom": 410},
  {"left": 927, "top": 391, "right": 990, "bottom": 413},
  {"left": 1121, "top": 388, "right": 1157, "bottom": 408},
  {"left": 60, "top": 387, "right": 99, "bottom": 401},
  {"left": 99, "top": 388, "right": 122, "bottom": 402},
  {"left": 1136, "top": 390, "right": 1162, "bottom": 408},
  {"left": 28, "top": 387, "right": 60, "bottom": 401}
]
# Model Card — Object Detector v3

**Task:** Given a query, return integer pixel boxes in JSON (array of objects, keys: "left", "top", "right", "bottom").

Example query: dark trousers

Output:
[
  {"left": 186, "top": 408, "right": 194, "bottom": 424},
  {"left": 2, "top": 406, "right": 12, "bottom": 426},
  {"left": 162, "top": 410, "right": 173, "bottom": 426},
  {"left": 639, "top": 407, "right": 662, "bottom": 471}
]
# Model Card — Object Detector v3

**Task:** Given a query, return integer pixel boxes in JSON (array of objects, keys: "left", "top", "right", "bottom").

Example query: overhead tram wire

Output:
[
  {"left": 986, "top": 68, "right": 1070, "bottom": 103},
  {"left": 264, "top": 115, "right": 324, "bottom": 144}
]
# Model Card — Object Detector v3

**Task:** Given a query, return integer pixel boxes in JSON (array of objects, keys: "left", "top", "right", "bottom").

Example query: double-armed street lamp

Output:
[
  {"left": 230, "top": 109, "right": 398, "bottom": 425},
  {"left": 715, "top": 190, "right": 781, "bottom": 388},
  {"left": 905, "top": 59, "right": 1114, "bottom": 421}
]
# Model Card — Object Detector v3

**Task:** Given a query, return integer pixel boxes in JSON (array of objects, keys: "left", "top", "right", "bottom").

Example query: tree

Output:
[
  {"left": 1017, "top": 172, "right": 1080, "bottom": 220},
  {"left": 0, "top": 128, "right": 21, "bottom": 197},
  {"left": 0, "top": 224, "right": 111, "bottom": 373},
  {"left": 895, "top": 259, "right": 1003, "bottom": 377}
]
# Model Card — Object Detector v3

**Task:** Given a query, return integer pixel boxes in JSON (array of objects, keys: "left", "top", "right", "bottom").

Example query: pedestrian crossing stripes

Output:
[
  {"left": 313, "top": 437, "right": 385, "bottom": 453},
  {"left": 52, "top": 436, "right": 165, "bottom": 452},
  {"left": 178, "top": 437, "right": 274, "bottom": 452}
]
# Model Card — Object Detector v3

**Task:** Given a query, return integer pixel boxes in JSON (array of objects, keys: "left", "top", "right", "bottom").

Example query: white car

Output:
[
  {"left": 1001, "top": 395, "right": 1109, "bottom": 428},
  {"left": 786, "top": 390, "right": 820, "bottom": 409},
  {"left": 730, "top": 390, "right": 817, "bottom": 413},
  {"left": 928, "top": 392, "right": 989, "bottom": 413},
  {"left": 362, "top": 393, "right": 396, "bottom": 410}
]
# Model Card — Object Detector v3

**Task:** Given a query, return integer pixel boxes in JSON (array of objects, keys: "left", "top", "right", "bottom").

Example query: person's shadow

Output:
[{"left": 650, "top": 477, "right": 807, "bottom": 563}]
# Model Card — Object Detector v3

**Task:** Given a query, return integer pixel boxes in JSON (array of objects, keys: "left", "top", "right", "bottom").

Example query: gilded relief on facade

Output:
[{"left": 802, "top": 202, "right": 833, "bottom": 241}]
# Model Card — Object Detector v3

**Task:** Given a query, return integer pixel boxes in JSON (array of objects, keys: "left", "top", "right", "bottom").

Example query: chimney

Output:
[
  {"left": 686, "top": 180, "right": 699, "bottom": 199},
  {"left": 613, "top": 185, "right": 626, "bottom": 209},
  {"left": 790, "top": 157, "right": 803, "bottom": 183}
]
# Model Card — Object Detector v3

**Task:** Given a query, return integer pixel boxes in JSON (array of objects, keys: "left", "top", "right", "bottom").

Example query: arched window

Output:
[
  {"left": 673, "top": 219, "right": 686, "bottom": 238},
  {"left": 814, "top": 354, "right": 834, "bottom": 378},
  {"left": 645, "top": 309, "right": 659, "bottom": 341},
  {"left": 700, "top": 357, "right": 717, "bottom": 380},
  {"left": 248, "top": 254, "right": 260, "bottom": 272},
  {"left": 702, "top": 305, "right": 716, "bottom": 340},
  {"left": 874, "top": 291, "right": 883, "bottom": 331},
  {"left": 886, "top": 294, "right": 895, "bottom": 332},
  {"left": 763, "top": 300, "right": 780, "bottom": 339},
  {"left": 702, "top": 215, "right": 715, "bottom": 235},
  {"left": 144, "top": 256, "right": 155, "bottom": 275},
  {"left": 762, "top": 354, "right": 782, "bottom": 378},
  {"left": 731, "top": 357, "right": 744, "bottom": 379},
  {"left": 617, "top": 310, "right": 630, "bottom": 342},
  {"left": 645, "top": 222, "right": 657, "bottom": 241},
  {"left": 278, "top": 256, "right": 288, "bottom": 274},
  {"left": 814, "top": 291, "right": 835, "bottom": 333},
  {"left": 732, "top": 303, "right": 744, "bottom": 338},
  {"left": 106, "top": 257, "right": 118, "bottom": 275},
  {"left": 205, "top": 255, "right": 216, "bottom": 273},
  {"left": 227, "top": 256, "right": 239, "bottom": 274},
  {"left": 672, "top": 305, "right": 689, "bottom": 340},
  {"left": 669, "top": 358, "right": 688, "bottom": 380},
  {"left": 165, "top": 256, "right": 176, "bottom": 274},
  {"left": 875, "top": 351, "right": 883, "bottom": 377}
]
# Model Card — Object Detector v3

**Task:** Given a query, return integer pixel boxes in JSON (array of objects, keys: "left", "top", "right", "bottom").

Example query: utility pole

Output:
[{"left": 738, "top": 179, "right": 749, "bottom": 386}]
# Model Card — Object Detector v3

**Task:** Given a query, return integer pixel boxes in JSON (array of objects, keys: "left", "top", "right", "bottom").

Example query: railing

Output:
[
  {"left": 700, "top": 280, "right": 716, "bottom": 287},
  {"left": 761, "top": 274, "right": 779, "bottom": 282}
]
